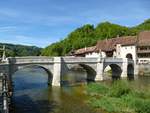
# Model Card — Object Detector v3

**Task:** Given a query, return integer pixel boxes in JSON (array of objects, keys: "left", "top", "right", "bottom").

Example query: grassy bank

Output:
[{"left": 85, "top": 80, "right": 150, "bottom": 113}]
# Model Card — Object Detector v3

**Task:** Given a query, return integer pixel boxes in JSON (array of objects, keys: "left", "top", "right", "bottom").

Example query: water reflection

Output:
[
  {"left": 13, "top": 68, "right": 48, "bottom": 90},
  {"left": 61, "top": 67, "right": 87, "bottom": 86},
  {"left": 12, "top": 67, "right": 95, "bottom": 113}
]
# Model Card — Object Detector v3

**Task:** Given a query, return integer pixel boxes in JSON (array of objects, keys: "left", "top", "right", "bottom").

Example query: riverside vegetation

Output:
[{"left": 85, "top": 80, "right": 150, "bottom": 113}]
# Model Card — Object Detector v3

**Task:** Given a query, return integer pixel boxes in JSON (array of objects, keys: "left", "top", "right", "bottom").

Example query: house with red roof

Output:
[{"left": 73, "top": 31, "right": 150, "bottom": 64}]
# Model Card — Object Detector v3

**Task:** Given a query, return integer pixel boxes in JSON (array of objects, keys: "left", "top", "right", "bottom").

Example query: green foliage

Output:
[
  {"left": 42, "top": 24, "right": 96, "bottom": 56},
  {"left": 42, "top": 42, "right": 63, "bottom": 56},
  {"left": 89, "top": 96, "right": 132, "bottom": 113},
  {"left": 134, "top": 99, "right": 150, "bottom": 113},
  {"left": 109, "top": 80, "right": 131, "bottom": 97},
  {"left": 132, "top": 19, "right": 150, "bottom": 33},
  {"left": 0, "top": 43, "right": 42, "bottom": 57},
  {"left": 86, "top": 80, "right": 150, "bottom": 113},
  {"left": 95, "top": 22, "right": 130, "bottom": 40},
  {"left": 42, "top": 19, "right": 150, "bottom": 56},
  {"left": 86, "top": 83, "right": 109, "bottom": 95}
]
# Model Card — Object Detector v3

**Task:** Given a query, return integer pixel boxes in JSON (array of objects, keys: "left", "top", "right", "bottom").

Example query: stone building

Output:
[
  {"left": 73, "top": 31, "right": 150, "bottom": 64},
  {"left": 137, "top": 31, "right": 150, "bottom": 64}
]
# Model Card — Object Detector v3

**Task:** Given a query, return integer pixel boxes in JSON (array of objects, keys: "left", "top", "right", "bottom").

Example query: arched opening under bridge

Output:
[
  {"left": 61, "top": 64, "right": 96, "bottom": 86},
  {"left": 103, "top": 64, "right": 122, "bottom": 80},
  {"left": 12, "top": 65, "right": 53, "bottom": 91}
]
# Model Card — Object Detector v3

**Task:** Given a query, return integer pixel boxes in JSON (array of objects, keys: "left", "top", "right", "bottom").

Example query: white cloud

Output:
[
  {"left": 15, "top": 35, "right": 31, "bottom": 39},
  {"left": 13, "top": 35, "right": 57, "bottom": 47},
  {"left": 0, "top": 26, "right": 17, "bottom": 32}
]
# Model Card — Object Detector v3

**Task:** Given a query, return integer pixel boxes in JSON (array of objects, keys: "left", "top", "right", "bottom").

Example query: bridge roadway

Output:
[{"left": 0, "top": 56, "right": 136, "bottom": 86}]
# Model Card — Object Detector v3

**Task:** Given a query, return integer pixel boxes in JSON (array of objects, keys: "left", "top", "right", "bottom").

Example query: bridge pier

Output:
[
  {"left": 121, "top": 58, "right": 128, "bottom": 78},
  {"left": 134, "top": 64, "right": 139, "bottom": 75},
  {"left": 52, "top": 57, "right": 61, "bottom": 86},
  {"left": 95, "top": 58, "right": 104, "bottom": 81}
]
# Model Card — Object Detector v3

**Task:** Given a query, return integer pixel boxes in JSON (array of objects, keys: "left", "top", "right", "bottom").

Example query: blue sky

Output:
[{"left": 0, "top": 0, "right": 149, "bottom": 47}]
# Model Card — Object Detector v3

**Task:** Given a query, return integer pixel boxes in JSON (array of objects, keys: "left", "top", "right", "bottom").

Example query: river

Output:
[{"left": 11, "top": 67, "right": 150, "bottom": 113}]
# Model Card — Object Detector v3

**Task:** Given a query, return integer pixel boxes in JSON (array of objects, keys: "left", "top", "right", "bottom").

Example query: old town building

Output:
[{"left": 73, "top": 31, "right": 150, "bottom": 64}]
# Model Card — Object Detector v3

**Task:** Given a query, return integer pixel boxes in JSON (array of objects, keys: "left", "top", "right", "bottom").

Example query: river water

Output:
[{"left": 11, "top": 67, "right": 150, "bottom": 113}]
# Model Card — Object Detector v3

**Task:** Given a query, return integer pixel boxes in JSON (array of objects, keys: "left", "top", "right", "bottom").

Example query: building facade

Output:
[
  {"left": 137, "top": 31, "right": 150, "bottom": 64},
  {"left": 74, "top": 31, "right": 150, "bottom": 64}
]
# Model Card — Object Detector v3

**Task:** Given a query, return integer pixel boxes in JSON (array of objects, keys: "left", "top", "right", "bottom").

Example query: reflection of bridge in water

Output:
[{"left": 0, "top": 56, "right": 137, "bottom": 87}]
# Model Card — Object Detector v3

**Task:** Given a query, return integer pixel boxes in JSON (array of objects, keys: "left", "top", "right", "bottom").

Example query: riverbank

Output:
[{"left": 85, "top": 80, "right": 150, "bottom": 113}]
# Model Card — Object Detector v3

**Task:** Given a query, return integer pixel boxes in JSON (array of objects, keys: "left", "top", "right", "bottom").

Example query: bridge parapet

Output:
[
  {"left": 104, "top": 58, "right": 123, "bottom": 63},
  {"left": 62, "top": 57, "right": 98, "bottom": 63},
  {"left": 8, "top": 57, "right": 54, "bottom": 64}
]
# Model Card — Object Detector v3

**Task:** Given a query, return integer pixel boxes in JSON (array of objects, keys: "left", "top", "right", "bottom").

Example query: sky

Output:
[{"left": 0, "top": 0, "right": 149, "bottom": 47}]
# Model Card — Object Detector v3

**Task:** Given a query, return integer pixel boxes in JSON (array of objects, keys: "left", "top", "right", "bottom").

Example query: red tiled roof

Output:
[
  {"left": 95, "top": 36, "right": 137, "bottom": 52},
  {"left": 138, "top": 31, "right": 150, "bottom": 46}
]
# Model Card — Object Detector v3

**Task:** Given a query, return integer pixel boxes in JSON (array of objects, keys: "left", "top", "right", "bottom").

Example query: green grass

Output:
[{"left": 86, "top": 80, "right": 150, "bottom": 113}]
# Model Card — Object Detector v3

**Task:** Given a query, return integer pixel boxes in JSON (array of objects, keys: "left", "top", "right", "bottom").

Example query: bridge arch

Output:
[
  {"left": 103, "top": 64, "right": 122, "bottom": 80},
  {"left": 61, "top": 63, "right": 96, "bottom": 85},
  {"left": 79, "top": 64, "right": 96, "bottom": 82},
  {"left": 11, "top": 64, "right": 53, "bottom": 85}
]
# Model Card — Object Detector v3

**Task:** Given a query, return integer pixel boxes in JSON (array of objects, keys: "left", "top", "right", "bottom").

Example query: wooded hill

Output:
[
  {"left": 0, "top": 43, "right": 42, "bottom": 57},
  {"left": 41, "top": 19, "right": 150, "bottom": 56}
]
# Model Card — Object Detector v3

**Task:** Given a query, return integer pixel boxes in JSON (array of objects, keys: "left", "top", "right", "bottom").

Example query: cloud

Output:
[
  {"left": 15, "top": 35, "right": 31, "bottom": 39},
  {"left": 13, "top": 35, "right": 57, "bottom": 47},
  {"left": 0, "top": 26, "right": 17, "bottom": 32}
]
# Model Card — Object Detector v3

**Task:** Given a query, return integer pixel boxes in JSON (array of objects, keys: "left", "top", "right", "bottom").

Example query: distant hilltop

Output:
[
  {"left": 41, "top": 19, "right": 150, "bottom": 56},
  {"left": 0, "top": 43, "right": 42, "bottom": 57}
]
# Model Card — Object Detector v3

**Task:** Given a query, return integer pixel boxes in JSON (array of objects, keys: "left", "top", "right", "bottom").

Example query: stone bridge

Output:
[{"left": 0, "top": 56, "right": 136, "bottom": 86}]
